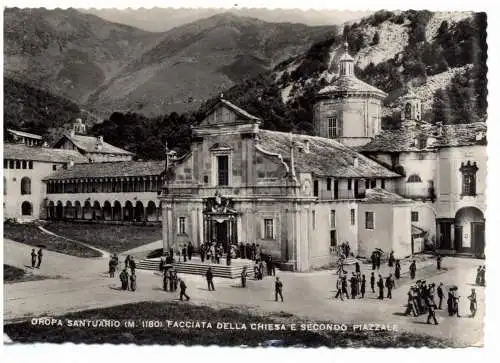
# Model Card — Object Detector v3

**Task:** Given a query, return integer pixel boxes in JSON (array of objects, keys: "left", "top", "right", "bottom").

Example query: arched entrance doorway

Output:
[
  {"left": 21, "top": 201, "right": 32, "bottom": 216},
  {"left": 93, "top": 201, "right": 102, "bottom": 220},
  {"left": 83, "top": 201, "right": 92, "bottom": 220},
  {"left": 455, "top": 207, "right": 485, "bottom": 258},
  {"left": 202, "top": 193, "right": 238, "bottom": 253},
  {"left": 65, "top": 201, "right": 74, "bottom": 219},
  {"left": 146, "top": 201, "right": 157, "bottom": 221},
  {"left": 74, "top": 201, "right": 82, "bottom": 219},
  {"left": 113, "top": 201, "right": 122, "bottom": 221},
  {"left": 48, "top": 201, "right": 55, "bottom": 220},
  {"left": 123, "top": 201, "right": 134, "bottom": 221},
  {"left": 103, "top": 201, "right": 112, "bottom": 221},
  {"left": 135, "top": 201, "right": 145, "bottom": 221},
  {"left": 56, "top": 201, "right": 63, "bottom": 219}
]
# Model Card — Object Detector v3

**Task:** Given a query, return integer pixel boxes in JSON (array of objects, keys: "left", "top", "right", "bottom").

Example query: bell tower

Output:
[{"left": 401, "top": 88, "right": 422, "bottom": 122}]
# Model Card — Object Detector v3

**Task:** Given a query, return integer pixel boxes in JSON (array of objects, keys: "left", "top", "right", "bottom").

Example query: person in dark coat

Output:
[
  {"left": 345, "top": 242, "right": 350, "bottom": 258},
  {"left": 159, "top": 257, "right": 165, "bottom": 273},
  {"left": 370, "top": 272, "right": 375, "bottom": 293},
  {"left": 187, "top": 242, "right": 194, "bottom": 261},
  {"left": 36, "top": 248, "right": 43, "bottom": 268},
  {"left": 376, "top": 253, "right": 381, "bottom": 270},
  {"left": 31, "top": 248, "right": 37, "bottom": 268},
  {"left": 206, "top": 267, "right": 215, "bottom": 291},
  {"left": 475, "top": 266, "right": 482, "bottom": 285},
  {"left": 341, "top": 276, "right": 349, "bottom": 299},
  {"left": 119, "top": 269, "right": 129, "bottom": 290},
  {"left": 355, "top": 262, "right": 360, "bottom": 274},
  {"left": 394, "top": 260, "right": 401, "bottom": 281},
  {"left": 377, "top": 275, "right": 384, "bottom": 300},
  {"left": 447, "top": 289, "right": 454, "bottom": 316},
  {"left": 371, "top": 252, "right": 376, "bottom": 270},
  {"left": 169, "top": 268, "right": 175, "bottom": 292},
  {"left": 269, "top": 256, "right": 276, "bottom": 276},
  {"left": 125, "top": 255, "right": 130, "bottom": 269},
  {"left": 130, "top": 271, "right": 137, "bottom": 291},
  {"left": 241, "top": 267, "right": 248, "bottom": 288},
  {"left": 163, "top": 269, "right": 169, "bottom": 291},
  {"left": 409, "top": 260, "right": 417, "bottom": 280},
  {"left": 436, "top": 282, "right": 444, "bottom": 309},
  {"left": 179, "top": 278, "right": 190, "bottom": 301},
  {"left": 360, "top": 275, "right": 366, "bottom": 298},
  {"left": 275, "top": 277, "right": 284, "bottom": 302},
  {"left": 479, "top": 266, "right": 486, "bottom": 286},
  {"left": 200, "top": 244, "right": 205, "bottom": 263},
  {"left": 109, "top": 258, "right": 116, "bottom": 278},
  {"left": 129, "top": 257, "right": 136, "bottom": 275},
  {"left": 182, "top": 245, "right": 187, "bottom": 262},
  {"left": 468, "top": 288, "right": 477, "bottom": 317},
  {"left": 226, "top": 250, "right": 232, "bottom": 266},
  {"left": 350, "top": 273, "right": 357, "bottom": 299},
  {"left": 388, "top": 251, "right": 395, "bottom": 267},
  {"left": 335, "top": 277, "right": 344, "bottom": 300},
  {"left": 172, "top": 268, "right": 178, "bottom": 291},
  {"left": 436, "top": 254, "right": 442, "bottom": 270},
  {"left": 385, "top": 274, "right": 394, "bottom": 299}
]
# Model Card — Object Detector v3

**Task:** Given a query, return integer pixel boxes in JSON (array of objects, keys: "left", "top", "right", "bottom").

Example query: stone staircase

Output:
[{"left": 136, "top": 257, "right": 254, "bottom": 279}]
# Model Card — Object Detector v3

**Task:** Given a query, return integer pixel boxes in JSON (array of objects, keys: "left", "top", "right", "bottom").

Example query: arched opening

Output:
[
  {"left": 56, "top": 201, "right": 63, "bottom": 219},
  {"left": 21, "top": 201, "right": 32, "bottom": 216},
  {"left": 135, "top": 201, "right": 145, "bottom": 221},
  {"left": 83, "top": 201, "right": 92, "bottom": 220},
  {"left": 405, "top": 103, "right": 412, "bottom": 119},
  {"left": 74, "top": 201, "right": 82, "bottom": 219},
  {"left": 48, "top": 201, "right": 55, "bottom": 220},
  {"left": 123, "top": 201, "right": 134, "bottom": 221},
  {"left": 113, "top": 201, "right": 122, "bottom": 221},
  {"left": 21, "top": 177, "right": 31, "bottom": 195},
  {"left": 93, "top": 201, "right": 102, "bottom": 220},
  {"left": 65, "top": 201, "right": 73, "bottom": 219},
  {"left": 455, "top": 207, "right": 485, "bottom": 257},
  {"left": 146, "top": 201, "right": 157, "bottom": 221},
  {"left": 407, "top": 174, "right": 422, "bottom": 183},
  {"left": 103, "top": 201, "right": 112, "bottom": 221}
]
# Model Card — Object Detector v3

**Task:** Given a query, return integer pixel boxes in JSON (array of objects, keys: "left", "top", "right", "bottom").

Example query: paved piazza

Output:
[{"left": 4, "top": 238, "right": 484, "bottom": 346}]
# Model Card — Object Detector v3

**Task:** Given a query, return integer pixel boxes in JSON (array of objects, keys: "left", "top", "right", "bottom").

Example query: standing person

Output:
[
  {"left": 479, "top": 266, "right": 486, "bottom": 286},
  {"left": 259, "top": 260, "right": 265, "bottom": 280},
  {"left": 109, "top": 258, "right": 116, "bottom": 278},
  {"left": 187, "top": 242, "right": 194, "bottom": 261},
  {"left": 182, "top": 244, "right": 187, "bottom": 262},
  {"left": 345, "top": 242, "right": 350, "bottom": 258},
  {"left": 125, "top": 255, "right": 130, "bottom": 269},
  {"left": 269, "top": 256, "right": 276, "bottom": 276},
  {"left": 355, "top": 262, "right": 360, "bottom": 274},
  {"left": 475, "top": 266, "right": 482, "bottom": 285},
  {"left": 360, "top": 275, "right": 366, "bottom": 298},
  {"left": 452, "top": 288, "right": 461, "bottom": 317},
  {"left": 350, "top": 273, "right": 357, "bottom": 299},
  {"left": 341, "top": 276, "right": 349, "bottom": 300},
  {"left": 437, "top": 283, "right": 444, "bottom": 310},
  {"left": 376, "top": 253, "right": 381, "bottom": 270},
  {"left": 179, "top": 278, "right": 190, "bottom": 301},
  {"left": 163, "top": 269, "right": 169, "bottom": 292},
  {"left": 177, "top": 245, "right": 182, "bottom": 263},
  {"left": 394, "top": 260, "right": 401, "bottom": 281},
  {"left": 172, "top": 268, "right": 178, "bottom": 291},
  {"left": 335, "top": 276, "right": 344, "bottom": 300},
  {"left": 409, "top": 260, "right": 417, "bottom": 280},
  {"left": 206, "top": 267, "right": 215, "bottom": 291},
  {"left": 200, "top": 244, "right": 205, "bottom": 263},
  {"left": 241, "top": 267, "right": 248, "bottom": 288},
  {"left": 468, "top": 288, "right": 477, "bottom": 318},
  {"left": 436, "top": 254, "right": 442, "bottom": 270},
  {"left": 226, "top": 249, "right": 232, "bottom": 266},
  {"left": 426, "top": 293, "right": 438, "bottom": 325},
  {"left": 30, "top": 248, "right": 37, "bottom": 268},
  {"left": 169, "top": 268, "right": 175, "bottom": 292},
  {"left": 371, "top": 251, "right": 376, "bottom": 270},
  {"left": 388, "top": 251, "right": 395, "bottom": 267},
  {"left": 129, "top": 256, "right": 136, "bottom": 275},
  {"left": 356, "top": 271, "right": 361, "bottom": 296},
  {"left": 385, "top": 274, "right": 394, "bottom": 299},
  {"left": 377, "top": 275, "right": 384, "bottom": 300},
  {"left": 130, "top": 271, "right": 137, "bottom": 292},
  {"left": 275, "top": 277, "right": 284, "bottom": 302},
  {"left": 370, "top": 272, "right": 375, "bottom": 293},
  {"left": 211, "top": 244, "right": 216, "bottom": 263},
  {"left": 447, "top": 289, "right": 454, "bottom": 316},
  {"left": 36, "top": 248, "right": 43, "bottom": 268},
  {"left": 159, "top": 257, "right": 165, "bottom": 273},
  {"left": 119, "top": 269, "right": 129, "bottom": 290}
]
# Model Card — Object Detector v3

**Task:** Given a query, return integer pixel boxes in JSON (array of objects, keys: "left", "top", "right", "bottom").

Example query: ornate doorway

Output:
[{"left": 203, "top": 191, "right": 238, "bottom": 253}]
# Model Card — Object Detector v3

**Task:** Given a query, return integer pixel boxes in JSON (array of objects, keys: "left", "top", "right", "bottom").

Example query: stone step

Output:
[{"left": 136, "top": 259, "right": 254, "bottom": 279}]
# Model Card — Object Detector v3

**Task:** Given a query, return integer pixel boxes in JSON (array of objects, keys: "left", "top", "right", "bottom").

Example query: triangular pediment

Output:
[{"left": 199, "top": 99, "right": 261, "bottom": 126}]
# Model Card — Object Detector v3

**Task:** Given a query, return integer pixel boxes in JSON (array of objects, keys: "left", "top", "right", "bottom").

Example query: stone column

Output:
[{"left": 162, "top": 200, "right": 173, "bottom": 253}]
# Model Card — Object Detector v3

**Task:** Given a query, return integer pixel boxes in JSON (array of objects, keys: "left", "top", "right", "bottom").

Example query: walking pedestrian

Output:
[
  {"left": 426, "top": 294, "right": 438, "bottom": 325},
  {"left": 475, "top": 266, "right": 482, "bottom": 285},
  {"left": 370, "top": 272, "right": 375, "bottom": 293},
  {"left": 386, "top": 274, "right": 394, "bottom": 299},
  {"left": 119, "top": 268, "right": 129, "bottom": 290},
  {"left": 437, "top": 283, "right": 444, "bottom": 310},
  {"left": 269, "top": 256, "right": 276, "bottom": 276},
  {"left": 130, "top": 271, "right": 137, "bottom": 291},
  {"left": 275, "top": 277, "right": 284, "bottom": 302},
  {"left": 109, "top": 258, "right": 117, "bottom": 278},
  {"left": 226, "top": 249, "right": 232, "bottom": 266},
  {"left": 409, "top": 260, "right": 416, "bottom": 280},
  {"left": 163, "top": 269, "right": 169, "bottom": 291},
  {"left": 179, "top": 278, "right": 190, "bottom": 301},
  {"left": 350, "top": 273, "right": 357, "bottom": 299},
  {"left": 394, "top": 260, "right": 401, "bottom": 281},
  {"left": 125, "top": 255, "right": 130, "bottom": 269},
  {"left": 169, "top": 268, "right": 175, "bottom": 291},
  {"left": 360, "top": 275, "right": 366, "bottom": 298},
  {"left": 187, "top": 242, "right": 194, "bottom": 261},
  {"left": 335, "top": 276, "right": 344, "bottom": 300},
  {"left": 200, "top": 244, "right": 206, "bottom": 263},
  {"left": 241, "top": 267, "right": 248, "bottom": 288},
  {"left": 31, "top": 248, "right": 37, "bottom": 268},
  {"left": 206, "top": 267, "right": 215, "bottom": 291},
  {"left": 436, "top": 254, "right": 442, "bottom": 270},
  {"left": 479, "top": 266, "right": 486, "bottom": 286},
  {"left": 377, "top": 275, "right": 384, "bottom": 300},
  {"left": 129, "top": 256, "right": 136, "bottom": 275},
  {"left": 341, "top": 276, "right": 349, "bottom": 299},
  {"left": 468, "top": 288, "right": 477, "bottom": 318},
  {"left": 371, "top": 251, "right": 376, "bottom": 270},
  {"left": 452, "top": 287, "right": 461, "bottom": 317},
  {"left": 182, "top": 245, "right": 187, "bottom": 262},
  {"left": 36, "top": 248, "right": 43, "bottom": 268},
  {"left": 388, "top": 250, "right": 395, "bottom": 267}
]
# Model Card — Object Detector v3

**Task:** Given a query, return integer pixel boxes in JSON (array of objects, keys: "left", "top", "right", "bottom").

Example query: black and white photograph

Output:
[{"left": 2, "top": 2, "right": 490, "bottom": 350}]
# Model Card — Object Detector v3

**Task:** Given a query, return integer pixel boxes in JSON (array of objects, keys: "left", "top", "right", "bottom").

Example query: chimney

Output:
[
  {"left": 303, "top": 139, "right": 310, "bottom": 153},
  {"left": 96, "top": 136, "right": 104, "bottom": 150}
]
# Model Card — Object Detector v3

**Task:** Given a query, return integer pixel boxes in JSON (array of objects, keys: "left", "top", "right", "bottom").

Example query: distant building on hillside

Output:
[{"left": 6, "top": 129, "right": 44, "bottom": 147}]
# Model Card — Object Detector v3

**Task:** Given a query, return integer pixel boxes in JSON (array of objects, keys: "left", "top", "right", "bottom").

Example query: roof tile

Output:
[{"left": 4, "top": 144, "right": 88, "bottom": 163}]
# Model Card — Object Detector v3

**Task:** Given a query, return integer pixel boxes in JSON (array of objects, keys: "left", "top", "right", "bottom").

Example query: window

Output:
[
  {"left": 53, "top": 165, "right": 57, "bottom": 171},
  {"left": 217, "top": 155, "right": 229, "bottom": 186},
  {"left": 330, "top": 210, "right": 336, "bottom": 229},
  {"left": 4, "top": 160, "right": 8, "bottom": 169},
  {"left": 405, "top": 103, "right": 412, "bottom": 119},
  {"left": 350, "top": 209, "right": 356, "bottom": 225},
  {"left": 460, "top": 161, "right": 478, "bottom": 196},
  {"left": 16, "top": 160, "right": 21, "bottom": 169},
  {"left": 313, "top": 180, "right": 319, "bottom": 197},
  {"left": 334, "top": 180, "right": 339, "bottom": 199},
  {"left": 28, "top": 161, "right": 33, "bottom": 169},
  {"left": 330, "top": 230, "right": 337, "bottom": 247},
  {"left": 365, "top": 179, "right": 370, "bottom": 189},
  {"left": 381, "top": 179, "right": 386, "bottom": 189},
  {"left": 22, "top": 160, "right": 27, "bottom": 169},
  {"left": 21, "top": 201, "right": 32, "bottom": 216},
  {"left": 370, "top": 179, "right": 376, "bottom": 189},
  {"left": 178, "top": 217, "right": 186, "bottom": 234},
  {"left": 264, "top": 219, "right": 274, "bottom": 240},
  {"left": 312, "top": 211, "right": 316, "bottom": 229},
  {"left": 9, "top": 160, "right": 15, "bottom": 169},
  {"left": 407, "top": 174, "right": 422, "bottom": 183},
  {"left": 21, "top": 177, "right": 31, "bottom": 195},
  {"left": 326, "top": 178, "right": 331, "bottom": 191},
  {"left": 411, "top": 211, "right": 419, "bottom": 222},
  {"left": 328, "top": 114, "right": 338, "bottom": 138},
  {"left": 347, "top": 179, "right": 352, "bottom": 190},
  {"left": 365, "top": 211, "right": 374, "bottom": 229}
]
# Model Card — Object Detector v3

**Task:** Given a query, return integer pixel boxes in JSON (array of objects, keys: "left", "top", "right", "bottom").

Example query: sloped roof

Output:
[
  {"left": 7, "top": 129, "right": 43, "bottom": 140},
  {"left": 54, "top": 134, "right": 135, "bottom": 155},
  {"left": 4, "top": 144, "right": 88, "bottom": 163},
  {"left": 257, "top": 130, "right": 399, "bottom": 178},
  {"left": 362, "top": 188, "right": 412, "bottom": 204},
  {"left": 216, "top": 99, "right": 262, "bottom": 121},
  {"left": 359, "top": 122, "right": 487, "bottom": 153},
  {"left": 43, "top": 161, "right": 165, "bottom": 180},
  {"left": 318, "top": 75, "right": 388, "bottom": 99}
]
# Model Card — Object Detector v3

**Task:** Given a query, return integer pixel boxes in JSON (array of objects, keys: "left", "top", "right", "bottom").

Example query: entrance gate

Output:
[{"left": 203, "top": 191, "right": 238, "bottom": 253}]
